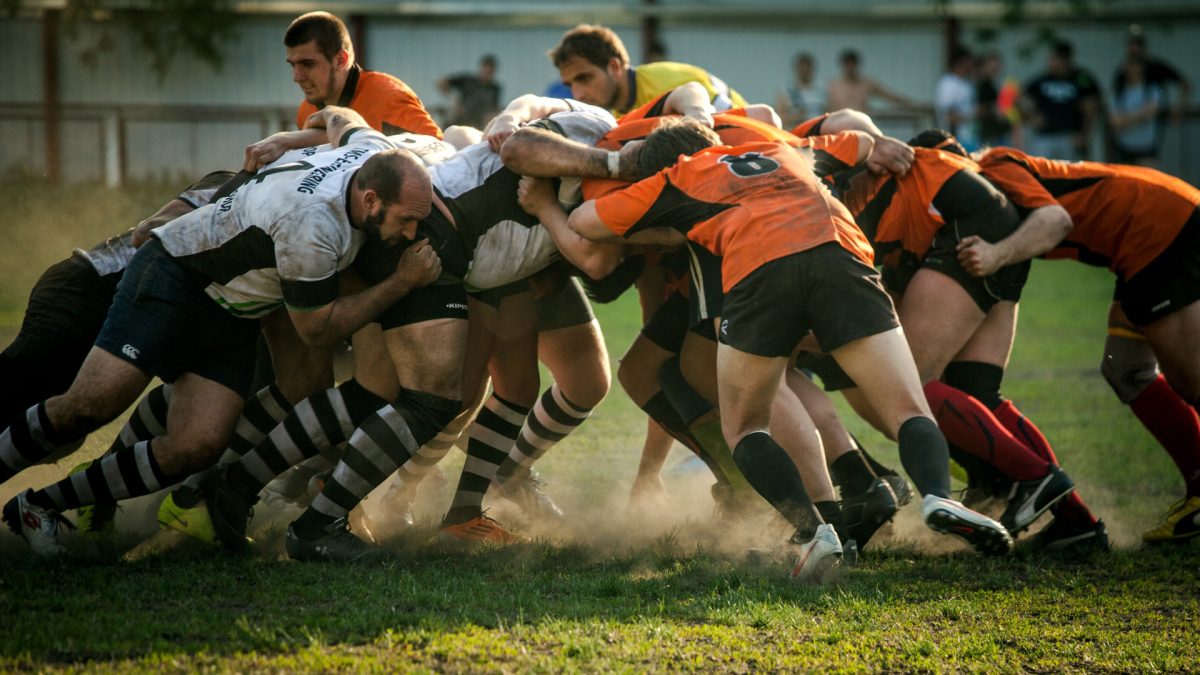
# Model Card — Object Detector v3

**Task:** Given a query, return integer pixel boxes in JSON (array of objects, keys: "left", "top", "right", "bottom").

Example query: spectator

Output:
[
  {"left": 1114, "top": 25, "right": 1191, "bottom": 123},
  {"left": 438, "top": 54, "right": 502, "bottom": 129},
  {"left": 1109, "top": 60, "right": 1165, "bottom": 166},
  {"left": 777, "top": 52, "right": 825, "bottom": 128},
  {"left": 976, "top": 51, "right": 1022, "bottom": 148},
  {"left": 826, "top": 48, "right": 916, "bottom": 112},
  {"left": 1021, "top": 40, "right": 1100, "bottom": 160},
  {"left": 934, "top": 46, "right": 978, "bottom": 149}
]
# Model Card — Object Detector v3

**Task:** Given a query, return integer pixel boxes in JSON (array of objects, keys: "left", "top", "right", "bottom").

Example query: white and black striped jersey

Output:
[
  {"left": 74, "top": 170, "right": 236, "bottom": 278},
  {"left": 153, "top": 129, "right": 396, "bottom": 319},
  {"left": 423, "top": 102, "right": 616, "bottom": 290}
]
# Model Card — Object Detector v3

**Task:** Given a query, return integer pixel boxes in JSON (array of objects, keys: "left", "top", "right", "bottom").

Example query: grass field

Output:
[{"left": 0, "top": 178, "right": 1197, "bottom": 672}]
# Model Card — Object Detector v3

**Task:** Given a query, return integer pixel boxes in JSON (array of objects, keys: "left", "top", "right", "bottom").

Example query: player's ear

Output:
[
  {"left": 606, "top": 57, "right": 624, "bottom": 78},
  {"left": 335, "top": 49, "right": 351, "bottom": 71}
]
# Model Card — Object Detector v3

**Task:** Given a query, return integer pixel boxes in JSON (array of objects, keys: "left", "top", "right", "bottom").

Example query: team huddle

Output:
[{"left": 2, "top": 14, "right": 1199, "bottom": 585}]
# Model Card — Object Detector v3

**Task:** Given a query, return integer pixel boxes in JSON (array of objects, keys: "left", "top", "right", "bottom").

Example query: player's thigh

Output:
[
  {"left": 47, "top": 346, "right": 152, "bottom": 429},
  {"left": 1141, "top": 299, "right": 1200, "bottom": 401},
  {"left": 350, "top": 323, "right": 400, "bottom": 401},
  {"left": 618, "top": 334, "right": 675, "bottom": 405},
  {"left": 950, "top": 300, "right": 1018, "bottom": 368},
  {"left": 680, "top": 324, "right": 720, "bottom": 406},
  {"left": 260, "top": 308, "right": 334, "bottom": 402},
  {"left": 897, "top": 268, "right": 987, "bottom": 383},
  {"left": 539, "top": 320, "right": 610, "bottom": 408},
  {"left": 157, "top": 372, "right": 246, "bottom": 474},
  {"left": 715, "top": 343, "right": 788, "bottom": 444},
  {"left": 385, "top": 317, "right": 469, "bottom": 399},
  {"left": 830, "top": 327, "right": 931, "bottom": 437}
]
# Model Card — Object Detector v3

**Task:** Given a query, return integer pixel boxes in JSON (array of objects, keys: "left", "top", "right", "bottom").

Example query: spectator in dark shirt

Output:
[
  {"left": 1114, "top": 25, "right": 1191, "bottom": 123},
  {"left": 1021, "top": 40, "right": 1100, "bottom": 160},
  {"left": 438, "top": 54, "right": 502, "bottom": 129},
  {"left": 976, "top": 51, "right": 1022, "bottom": 148}
]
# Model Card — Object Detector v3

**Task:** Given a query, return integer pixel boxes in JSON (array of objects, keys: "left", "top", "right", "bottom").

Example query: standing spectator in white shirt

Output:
[{"left": 935, "top": 46, "right": 978, "bottom": 149}]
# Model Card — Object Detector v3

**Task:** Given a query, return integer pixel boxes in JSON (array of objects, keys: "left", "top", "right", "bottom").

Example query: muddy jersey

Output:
[
  {"left": 425, "top": 105, "right": 616, "bottom": 291},
  {"left": 153, "top": 129, "right": 397, "bottom": 318},
  {"left": 978, "top": 147, "right": 1200, "bottom": 278},
  {"left": 74, "top": 170, "right": 236, "bottom": 277},
  {"left": 595, "top": 141, "right": 874, "bottom": 293},
  {"left": 296, "top": 65, "right": 441, "bottom": 138},
  {"left": 838, "top": 147, "right": 1009, "bottom": 273}
]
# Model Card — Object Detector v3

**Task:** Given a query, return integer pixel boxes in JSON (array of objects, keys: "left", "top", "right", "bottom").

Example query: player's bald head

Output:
[
  {"left": 636, "top": 117, "right": 722, "bottom": 178},
  {"left": 355, "top": 149, "right": 430, "bottom": 206}
]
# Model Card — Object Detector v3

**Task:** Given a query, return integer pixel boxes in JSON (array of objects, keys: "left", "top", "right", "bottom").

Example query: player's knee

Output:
[
  {"left": 1100, "top": 335, "right": 1158, "bottom": 404},
  {"left": 392, "top": 388, "right": 462, "bottom": 446},
  {"left": 942, "top": 361, "right": 1005, "bottom": 410},
  {"left": 562, "top": 370, "right": 609, "bottom": 410}
]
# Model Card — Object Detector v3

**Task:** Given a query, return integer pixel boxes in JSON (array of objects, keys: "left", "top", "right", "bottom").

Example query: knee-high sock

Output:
[
  {"left": 306, "top": 390, "right": 459, "bottom": 523},
  {"left": 732, "top": 430, "right": 821, "bottom": 535},
  {"left": 443, "top": 394, "right": 529, "bottom": 525},
  {"left": 638, "top": 391, "right": 744, "bottom": 489},
  {"left": 1130, "top": 375, "right": 1200, "bottom": 497},
  {"left": 0, "top": 402, "right": 80, "bottom": 483},
  {"left": 225, "top": 380, "right": 386, "bottom": 500},
  {"left": 109, "top": 383, "right": 172, "bottom": 456},
  {"left": 32, "top": 440, "right": 172, "bottom": 511},
  {"left": 495, "top": 384, "right": 592, "bottom": 485},
  {"left": 896, "top": 416, "right": 952, "bottom": 499},
  {"left": 924, "top": 381, "right": 1050, "bottom": 481}
]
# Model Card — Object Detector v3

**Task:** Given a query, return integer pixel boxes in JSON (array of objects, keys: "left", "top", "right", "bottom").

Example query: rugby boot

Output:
[
  {"left": 1030, "top": 518, "right": 1110, "bottom": 555},
  {"left": 788, "top": 523, "right": 844, "bottom": 586},
  {"left": 1142, "top": 496, "right": 1200, "bottom": 544},
  {"left": 285, "top": 517, "right": 388, "bottom": 562},
  {"left": 495, "top": 469, "right": 564, "bottom": 523},
  {"left": 882, "top": 473, "right": 914, "bottom": 507},
  {"left": 841, "top": 478, "right": 899, "bottom": 550},
  {"left": 437, "top": 514, "right": 529, "bottom": 545},
  {"left": 198, "top": 464, "right": 258, "bottom": 552},
  {"left": 66, "top": 461, "right": 118, "bottom": 536},
  {"left": 3, "top": 489, "right": 72, "bottom": 556},
  {"left": 923, "top": 494, "right": 1013, "bottom": 556},
  {"left": 157, "top": 491, "right": 217, "bottom": 545},
  {"left": 1000, "top": 465, "right": 1075, "bottom": 535}
]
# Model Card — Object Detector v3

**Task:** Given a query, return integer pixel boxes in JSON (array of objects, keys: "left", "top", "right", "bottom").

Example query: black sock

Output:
[
  {"left": 943, "top": 361, "right": 1005, "bottom": 410},
  {"left": 640, "top": 392, "right": 728, "bottom": 482},
  {"left": 852, "top": 435, "right": 899, "bottom": 478},
  {"left": 897, "top": 417, "right": 951, "bottom": 499},
  {"left": 731, "top": 430, "right": 819, "bottom": 532},
  {"left": 814, "top": 500, "right": 845, "bottom": 542},
  {"left": 291, "top": 507, "right": 337, "bottom": 537},
  {"left": 829, "top": 450, "right": 878, "bottom": 497},
  {"left": 659, "top": 356, "right": 713, "bottom": 426}
]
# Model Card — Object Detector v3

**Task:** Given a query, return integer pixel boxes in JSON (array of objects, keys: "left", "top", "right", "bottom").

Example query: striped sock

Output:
[
  {"left": 495, "top": 384, "right": 591, "bottom": 485},
  {"left": 228, "top": 380, "right": 385, "bottom": 498},
  {"left": 443, "top": 394, "right": 529, "bottom": 525},
  {"left": 109, "top": 384, "right": 172, "bottom": 455},
  {"left": 34, "top": 440, "right": 170, "bottom": 511},
  {"left": 0, "top": 402, "right": 74, "bottom": 482}
]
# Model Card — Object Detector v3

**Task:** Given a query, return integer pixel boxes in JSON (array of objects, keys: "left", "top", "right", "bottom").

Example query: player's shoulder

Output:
[{"left": 358, "top": 68, "right": 418, "bottom": 94}]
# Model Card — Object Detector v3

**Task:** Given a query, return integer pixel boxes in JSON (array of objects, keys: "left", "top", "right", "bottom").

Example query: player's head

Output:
[
  {"left": 549, "top": 24, "right": 631, "bottom": 109},
  {"left": 636, "top": 117, "right": 721, "bottom": 178},
  {"left": 285, "top": 11, "right": 354, "bottom": 106},
  {"left": 908, "top": 128, "right": 967, "bottom": 157},
  {"left": 354, "top": 149, "right": 433, "bottom": 245}
]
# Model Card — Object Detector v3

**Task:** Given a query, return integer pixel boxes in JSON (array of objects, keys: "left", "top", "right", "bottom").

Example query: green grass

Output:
[{"left": 0, "top": 179, "right": 1197, "bottom": 673}]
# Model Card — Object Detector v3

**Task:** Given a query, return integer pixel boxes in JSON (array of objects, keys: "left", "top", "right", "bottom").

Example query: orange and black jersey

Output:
[
  {"left": 584, "top": 98, "right": 862, "bottom": 201},
  {"left": 837, "top": 147, "right": 1016, "bottom": 273},
  {"left": 595, "top": 141, "right": 874, "bottom": 292},
  {"left": 791, "top": 113, "right": 830, "bottom": 139},
  {"left": 297, "top": 64, "right": 442, "bottom": 138},
  {"left": 978, "top": 148, "right": 1200, "bottom": 277}
]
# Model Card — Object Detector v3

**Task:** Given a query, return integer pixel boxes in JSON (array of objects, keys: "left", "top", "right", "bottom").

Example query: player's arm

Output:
[
  {"left": 517, "top": 176, "right": 625, "bottom": 279},
  {"left": 242, "top": 128, "right": 328, "bottom": 172},
  {"left": 566, "top": 200, "right": 684, "bottom": 247},
  {"left": 286, "top": 240, "right": 442, "bottom": 349},
  {"left": 301, "top": 105, "right": 375, "bottom": 148},
  {"left": 500, "top": 125, "right": 640, "bottom": 182},
  {"left": 483, "top": 94, "right": 574, "bottom": 150},
  {"left": 868, "top": 78, "right": 916, "bottom": 108},
  {"left": 658, "top": 82, "right": 716, "bottom": 126},
  {"left": 131, "top": 198, "right": 196, "bottom": 247},
  {"left": 956, "top": 203, "right": 1072, "bottom": 277}
]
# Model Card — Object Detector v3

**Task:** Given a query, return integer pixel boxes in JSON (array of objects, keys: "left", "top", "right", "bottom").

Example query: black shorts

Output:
[
  {"left": 535, "top": 276, "right": 595, "bottom": 332},
  {"left": 719, "top": 243, "right": 900, "bottom": 358},
  {"left": 0, "top": 255, "right": 121, "bottom": 423},
  {"left": 353, "top": 236, "right": 468, "bottom": 329},
  {"left": 641, "top": 292, "right": 689, "bottom": 353},
  {"left": 919, "top": 225, "right": 1030, "bottom": 312},
  {"left": 1116, "top": 208, "right": 1200, "bottom": 326},
  {"left": 94, "top": 239, "right": 259, "bottom": 396},
  {"left": 793, "top": 351, "right": 857, "bottom": 392},
  {"left": 686, "top": 244, "right": 723, "bottom": 329}
]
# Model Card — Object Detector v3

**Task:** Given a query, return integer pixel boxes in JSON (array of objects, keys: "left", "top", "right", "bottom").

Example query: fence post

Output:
[{"left": 103, "top": 111, "right": 122, "bottom": 188}]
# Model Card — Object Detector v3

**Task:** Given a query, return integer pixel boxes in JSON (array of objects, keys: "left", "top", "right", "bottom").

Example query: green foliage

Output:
[{"left": 5, "top": 0, "right": 238, "bottom": 82}]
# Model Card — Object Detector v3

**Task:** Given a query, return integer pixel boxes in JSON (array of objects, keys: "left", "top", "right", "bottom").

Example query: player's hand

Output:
[
  {"left": 616, "top": 140, "right": 645, "bottom": 182},
  {"left": 243, "top": 133, "right": 291, "bottom": 173},
  {"left": 131, "top": 219, "right": 156, "bottom": 248},
  {"left": 866, "top": 135, "right": 913, "bottom": 176},
  {"left": 517, "top": 176, "right": 559, "bottom": 216},
  {"left": 485, "top": 114, "right": 520, "bottom": 152},
  {"left": 395, "top": 238, "right": 442, "bottom": 290},
  {"left": 680, "top": 104, "right": 715, "bottom": 128},
  {"left": 956, "top": 235, "right": 1005, "bottom": 277},
  {"left": 302, "top": 109, "right": 329, "bottom": 130}
]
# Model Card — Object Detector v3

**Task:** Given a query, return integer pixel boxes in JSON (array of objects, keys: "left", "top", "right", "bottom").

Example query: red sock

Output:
[
  {"left": 924, "top": 381, "right": 1051, "bottom": 481},
  {"left": 1129, "top": 375, "right": 1200, "bottom": 497},
  {"left": 993, "top": 400, "right": 1097, "bottom": 525},
  {"left": 993, "top": 400, "right": 1059, "bottom": 465}
]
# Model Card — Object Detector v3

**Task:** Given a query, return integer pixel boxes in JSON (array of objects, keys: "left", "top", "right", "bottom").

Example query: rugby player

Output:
[{"left": 2, "top": 107, "right": 440, "bottom": 555}]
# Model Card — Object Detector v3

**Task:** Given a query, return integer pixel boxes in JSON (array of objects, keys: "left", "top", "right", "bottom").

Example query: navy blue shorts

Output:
[{"left": 94, "top": 239, "right": 259, "bottom": 396}]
